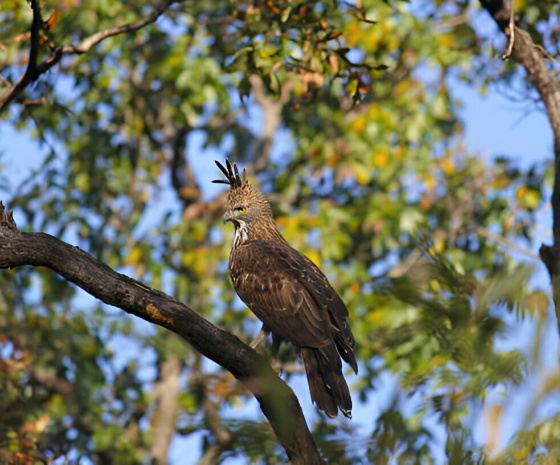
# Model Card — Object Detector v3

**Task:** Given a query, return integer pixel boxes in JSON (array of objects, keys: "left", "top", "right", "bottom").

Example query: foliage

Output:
[{"left": 0, "top": 0, "right": 557, "bottom": 463}]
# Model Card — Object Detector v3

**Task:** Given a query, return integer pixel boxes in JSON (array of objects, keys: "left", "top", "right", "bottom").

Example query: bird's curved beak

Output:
[{"left": 223, "top": 211, "right": 233, "bottom": 224}]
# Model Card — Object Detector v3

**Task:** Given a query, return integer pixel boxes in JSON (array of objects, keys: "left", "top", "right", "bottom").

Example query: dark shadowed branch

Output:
[
  {"left": 480, "top": 0, "right": 560, "bottom": 338},
  {"left": 0, "top": 203, "right": 325, "bottom": 465},
  {"left": 0, "top": 0, "right": 175, "bottom": 114},
  {"left": 0, "top": 0, "right": 44, "bottom": 113}
]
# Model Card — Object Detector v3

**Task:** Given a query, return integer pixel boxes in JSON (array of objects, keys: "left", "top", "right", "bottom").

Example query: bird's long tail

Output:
[{"left": 301, "top": 343, "right": 353, "bottom": 418}]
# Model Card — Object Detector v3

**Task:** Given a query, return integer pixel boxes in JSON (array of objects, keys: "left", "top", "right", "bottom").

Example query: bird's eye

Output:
[{"left": 234, "top": 206, "right": 247, "bottom": 213}]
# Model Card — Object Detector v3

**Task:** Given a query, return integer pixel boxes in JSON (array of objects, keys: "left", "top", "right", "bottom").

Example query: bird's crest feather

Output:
[{"left": 212, "top": 160, "right": 247, "bottom": 188}]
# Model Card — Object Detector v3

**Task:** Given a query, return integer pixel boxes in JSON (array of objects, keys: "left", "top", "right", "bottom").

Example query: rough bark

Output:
[
  {"left": 0, "top": 203, "right": 325, "bottom": 465},
  {"left": 480, "top": 0, "right": 560, "bottom": 336}
]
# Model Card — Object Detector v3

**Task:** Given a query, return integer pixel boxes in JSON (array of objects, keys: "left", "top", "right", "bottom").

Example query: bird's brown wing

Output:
[{"left": 230, "top": 240, "right": 347, "bottom": 349}]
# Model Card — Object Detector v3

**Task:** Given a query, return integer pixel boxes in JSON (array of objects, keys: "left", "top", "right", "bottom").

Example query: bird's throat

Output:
[{"left": 233, "top": 223, "right": 249, "bottom": 246}]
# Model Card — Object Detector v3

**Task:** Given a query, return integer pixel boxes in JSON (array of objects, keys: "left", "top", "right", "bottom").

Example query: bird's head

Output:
[{"left": 213, "top": 160, "right": 274, "bottom": 231}]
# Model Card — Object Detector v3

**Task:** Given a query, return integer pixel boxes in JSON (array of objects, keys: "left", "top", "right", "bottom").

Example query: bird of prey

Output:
[{"left": 214, "top": 160, "right": 358, "bottom": 418}]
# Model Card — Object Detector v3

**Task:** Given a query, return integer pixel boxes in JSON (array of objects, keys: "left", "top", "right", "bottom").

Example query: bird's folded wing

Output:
[{"left": 231, "top": 240, "right": 345, "bottom": 348}]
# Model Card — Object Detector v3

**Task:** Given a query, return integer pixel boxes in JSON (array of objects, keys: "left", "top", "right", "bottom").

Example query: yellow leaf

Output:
[
  {"left": 133, "top": 119, "right": 144, "bottom": 133},
  {"left": 372, "top": 151, "right": 388, "bottom": 168},
  {"left": 344, "top": 21, "right": 362, "bottom": 47},
  {"left": 368, "top": 309, "right": 383, "bottom": 324},
  {"left": 75, "top": 172, "right": 90, "bottom": 193},
  {"left": 306, "top": 216, "right": 320, "bottom": 227},
  {"left": 394, "top": 80, "right": 410, "bottom": 97},
  {"left": 351, "top": 116, "right": 366, "bottom": 133},
  {"left": 380, "top": 18, "right": 394, "bottom": 35},
  {"left": 429, "top": 278, "right": 442, "bottom": 292},
  {"left": 438, "top": 33, "right": 454, "bottom": 47},
  {"left": 306, "top": 250, "right": 322, "bottom": 268},
  {"left": 432, "top": 238, "right": 445, "bottom": 254},
  {"left": 525, "top": 189, "right": 540, "bottom": 210},
  {"left": 50, "top": 394, "right": 64, "bottom": 406},
  {"left": 516, "top": 185, "right": 528, "bottom": 201},
  {"left": 524, "top": 290, "right": 550, "bottom": 318},
  {"left": 512, "top": 449, "right": 528, "bottom": 460},
  {"left": 346, "top": 79, "right": 358, "bottom": 97},
  {"left": 492, "top": 176, "right": 510, "bottom": 189},
  {"left": 442, "top": 158, "right": 454, "bottom": 175},
  {"left": 124, "top": 248, "right": 142, "bottom": 266},
  {"left": 355, "top": 166, "right": 369, "bottom": 184},
  {"left": 210, "top": 381, "right": 234, "bottom": 397},
  {"left": 425, "top": 175, "right": 436, "bottom": 191},
  {"left": 276, "top": 216, "right": 295, "bottom": 228},
  {"left": 326, "top": 153, "right": 340, "bottom": 167}
]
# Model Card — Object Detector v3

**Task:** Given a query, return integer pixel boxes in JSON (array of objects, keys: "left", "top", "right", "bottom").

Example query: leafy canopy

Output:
[{"left": 0, "top": 0, "right": 556, "bottom": 463}]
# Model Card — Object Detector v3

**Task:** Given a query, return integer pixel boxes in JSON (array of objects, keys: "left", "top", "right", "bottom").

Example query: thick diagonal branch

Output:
[
  {"left": 480, "top": 0, "right": 560, "bottom": 336},
  {"left": 0, "top": 0, "right": 175, "bottom": 114},
  {"left": 0, "top": 203, "right": 325, "bottom": 465}
]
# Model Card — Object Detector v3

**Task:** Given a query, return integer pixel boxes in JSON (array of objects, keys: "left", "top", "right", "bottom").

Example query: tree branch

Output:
[
  {"left": 0, "top": 0, "right": 43, "bottom": 114},
  {"left": 249, "top": 74, "right": 293, "bottom": 172},
  {"left": 0, "top": 0, "right": 175, "bottom": 114},
  {"left": 474, "top": 226, "right": 540, "bottom": 260},
  {"left": 480, "top": 0, "right": 560, "bottom": 336},
  {"left": 0, "top": 203, "right": 325, "bottom": 465},
  {"left": 501, "top": 0, "right": 515, "bottom": 61},
  {"left": 150, "top": 356, "right": 182, "bottom": 464}
]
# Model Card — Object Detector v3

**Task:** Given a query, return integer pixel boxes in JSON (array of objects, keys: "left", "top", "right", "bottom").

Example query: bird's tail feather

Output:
[
  {"left": 301, "top": 344, "right": 353, "bottom": 418},
  {"left": 332, "top": 318, "right": 358, "bottom": 374},
  {"left": 334, "top": 335, "right": 358, "bottom": 374}
]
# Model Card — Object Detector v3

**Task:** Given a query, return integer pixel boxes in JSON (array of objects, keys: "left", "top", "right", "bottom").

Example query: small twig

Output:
[
  {"left": 501, "top": 0, "right": 515, "bottom": 61},
  {"left": 433, "top": 13, "right": 470, "bottom": 30},
  {"left": 387, "top": 246, "right": 424, "bottom": 278},
  {"left": 249, "top": 325, "right": 270, "bottom": 349},
  {"left": 59, "top": 0, "right": 173, "bottom": 55},
  {"left": 474, "top": 226, "right": 540, "bottom": 260},
  {"left": 272, "top": 361, "right": 305, "bottom": 374},
  {"left": 535, "top": 43, "right": 560, "bottom": 64}
]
